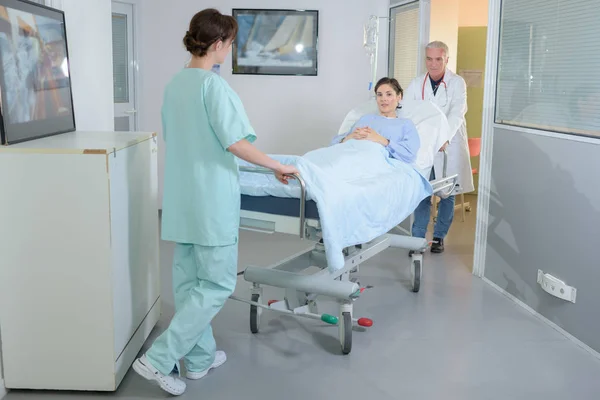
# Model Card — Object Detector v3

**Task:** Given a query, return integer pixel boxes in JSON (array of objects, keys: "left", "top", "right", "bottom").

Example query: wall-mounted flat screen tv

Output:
[{"left": 0, "top": 0, "right": 75, "bottom": 145}]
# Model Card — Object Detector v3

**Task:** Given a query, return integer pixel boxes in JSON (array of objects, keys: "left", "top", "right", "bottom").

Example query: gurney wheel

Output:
[
  {"left": 340, "top": 312, "right": 352, "bottom": 355},
  {"left": 250, "top": 294, "right": 261, "bottom": 334},
  {"left": 411, "top": 260, "right": 421, "bottom": 293}
]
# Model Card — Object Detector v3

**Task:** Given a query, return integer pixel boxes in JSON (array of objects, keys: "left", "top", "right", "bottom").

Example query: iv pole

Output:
[{"left": 364, "top": 15, "right": 389, "bottom": 98}]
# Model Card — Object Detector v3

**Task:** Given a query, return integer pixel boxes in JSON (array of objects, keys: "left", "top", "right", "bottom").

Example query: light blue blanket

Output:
[{"left": 238, "top": 140, "right": 432, "bottom": 272}]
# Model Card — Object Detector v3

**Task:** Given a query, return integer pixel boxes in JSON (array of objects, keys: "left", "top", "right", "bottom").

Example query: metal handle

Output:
[
  {"left": 124, "top": 109, "right": 137, "bottom": 114},
  {"left": 239, "top": 166, "right": 306, "bottom": 239},
  {"left": 442, "top": 149, "right": 448, "bottom": 178},
  {"left": 429, "top": 150, "right": 455, "bottom": 197}
]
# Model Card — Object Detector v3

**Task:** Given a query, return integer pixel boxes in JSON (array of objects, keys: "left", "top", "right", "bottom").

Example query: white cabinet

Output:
[{"left": 0, "top": 131, "right": 161, "bottom": 391}]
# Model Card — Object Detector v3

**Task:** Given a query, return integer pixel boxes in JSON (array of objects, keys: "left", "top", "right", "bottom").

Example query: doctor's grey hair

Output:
[{"left": 426, "top": 41, "right": 449, "bottom": 58}]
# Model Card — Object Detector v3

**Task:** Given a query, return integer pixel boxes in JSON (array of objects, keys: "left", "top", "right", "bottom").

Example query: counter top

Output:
[{"left": 0, "top": 131, "right": 157, "bottom": 154}]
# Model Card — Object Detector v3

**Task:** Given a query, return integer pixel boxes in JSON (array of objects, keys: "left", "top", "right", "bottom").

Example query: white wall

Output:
[
  {"left": 62, "top": 0, "right": 114, "bottom": 130},
  {"left": 136, "top": 0, "right": 389, "bottom": 207},
  {"left": 0, "top": 1, "right": 113, "bottom": 396},
  {"left": 430, "top": 0, "right": 459, "bottom": 72}
]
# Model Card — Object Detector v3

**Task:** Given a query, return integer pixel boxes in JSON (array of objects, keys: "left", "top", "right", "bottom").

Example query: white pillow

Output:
[
  {"left": 398, "top": 99, "right": 451, "bottom": 171},
  {"left": 337, "top": 99, "right": 378, "bottom": 135}
]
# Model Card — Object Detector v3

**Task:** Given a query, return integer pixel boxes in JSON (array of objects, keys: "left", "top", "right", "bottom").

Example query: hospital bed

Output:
[{"left": 230, "top": 99, "right": 457, "bottom": 354}]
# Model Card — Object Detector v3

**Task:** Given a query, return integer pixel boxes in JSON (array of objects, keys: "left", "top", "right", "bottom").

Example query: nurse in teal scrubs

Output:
[{"left": 132, "top": 9, "right": 298, "bottom": 396}]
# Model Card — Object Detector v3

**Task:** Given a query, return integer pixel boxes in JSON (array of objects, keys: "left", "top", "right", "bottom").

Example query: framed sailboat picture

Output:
[{"left": 232, "top": 8, "right": 318, "bottom": 76}]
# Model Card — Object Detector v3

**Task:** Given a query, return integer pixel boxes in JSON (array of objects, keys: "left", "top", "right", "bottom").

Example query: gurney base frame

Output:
[
  {"left": 236, "top": 163, "right": 453, "bottom": 355},
  {"left": 234, "top": 233, "right": 427, "bottom": 355}
]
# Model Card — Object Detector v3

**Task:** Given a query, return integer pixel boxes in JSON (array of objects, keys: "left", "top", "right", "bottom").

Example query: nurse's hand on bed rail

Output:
[
  {"left": 228, "top": 139, "right": 298, "bottom": 184},
  {"left": 274, "top": 164, "right": 299, "bottom": 185}
]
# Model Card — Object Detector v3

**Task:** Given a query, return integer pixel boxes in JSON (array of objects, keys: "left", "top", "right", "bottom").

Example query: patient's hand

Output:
[
  {"left": 342, "top": 127, "right": 368, "bottom": 142},
  {"left": 362, "top": 127, "right": 390, "bottom": 147}
]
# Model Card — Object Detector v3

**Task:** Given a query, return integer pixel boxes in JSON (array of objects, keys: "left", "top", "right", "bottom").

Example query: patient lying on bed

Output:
[
  {"left": 330, "top": 77, "right": 420, "bottom": 164},
  {"left": 238, "top": 77, "right": 434, "bottom": 271}
]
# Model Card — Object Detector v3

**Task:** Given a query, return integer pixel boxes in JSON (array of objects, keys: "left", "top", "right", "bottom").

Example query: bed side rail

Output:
[{"left": 239, "top": 166, "right": 307, "bottom": 238}]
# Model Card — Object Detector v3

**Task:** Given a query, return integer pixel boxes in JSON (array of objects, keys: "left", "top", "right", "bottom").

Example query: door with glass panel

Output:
[{"left": 112, "top": 1, "right": 137, "bottom": 131}]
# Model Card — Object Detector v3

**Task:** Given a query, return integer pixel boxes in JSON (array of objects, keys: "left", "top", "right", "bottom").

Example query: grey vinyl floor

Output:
[{"left": 5, "top": 195, "right": 600, "bottom": 399}]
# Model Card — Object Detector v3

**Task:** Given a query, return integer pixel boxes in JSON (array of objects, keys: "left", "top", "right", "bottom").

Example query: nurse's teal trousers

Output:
[{"left": 145, "top": 243, "right": 237, "bottom": 375}]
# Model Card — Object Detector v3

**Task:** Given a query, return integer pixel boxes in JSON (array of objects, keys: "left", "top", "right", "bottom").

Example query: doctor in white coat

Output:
[{"left": 405, "top": 40, "right": 474, "bottom": 253}]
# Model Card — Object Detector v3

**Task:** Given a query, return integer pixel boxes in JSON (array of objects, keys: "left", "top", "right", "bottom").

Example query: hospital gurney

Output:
[{"left": 230, "top": 99, "right": 457, "bottom": 354}]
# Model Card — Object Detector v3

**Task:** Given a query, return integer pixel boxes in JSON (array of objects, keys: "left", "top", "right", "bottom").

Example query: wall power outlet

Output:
[{"left": 537, "top": 270, "right": 577, "bottom": 303}]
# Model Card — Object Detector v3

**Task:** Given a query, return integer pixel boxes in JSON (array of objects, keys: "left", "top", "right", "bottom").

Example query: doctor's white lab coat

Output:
[{"left": 405, "top": 68, "right": 474, "bottom": 194}]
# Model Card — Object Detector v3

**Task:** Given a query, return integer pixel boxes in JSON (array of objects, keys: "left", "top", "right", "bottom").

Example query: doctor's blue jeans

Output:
[{"left": 412, "top": 168, "right": 455, "bottom": 239}]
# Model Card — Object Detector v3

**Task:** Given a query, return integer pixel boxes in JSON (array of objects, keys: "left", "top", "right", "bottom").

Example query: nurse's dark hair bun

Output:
[
  {"left": 183, "top": 31, "right": 209, "bottom": 56},
  {"left": 183, "top": 8, "right": 238, "bottom": 57}
]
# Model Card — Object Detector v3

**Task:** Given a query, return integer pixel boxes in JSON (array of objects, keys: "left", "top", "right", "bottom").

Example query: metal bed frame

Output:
[{"left": 230, "top": 154, "right": 457, "bottom": 355}]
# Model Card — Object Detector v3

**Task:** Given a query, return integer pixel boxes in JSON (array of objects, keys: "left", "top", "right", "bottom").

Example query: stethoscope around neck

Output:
[{"left": 422, "top": 73, "right": 448, "bottom": 107}]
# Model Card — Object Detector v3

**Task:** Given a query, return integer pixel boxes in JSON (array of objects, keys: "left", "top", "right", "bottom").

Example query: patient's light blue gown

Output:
[{"left": 330, "top": 114, "right": 420, "bottom": 164}]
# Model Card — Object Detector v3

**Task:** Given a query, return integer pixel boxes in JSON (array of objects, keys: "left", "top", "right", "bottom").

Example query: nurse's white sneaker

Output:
[
  {"left": 132, "top": 354, "right": 186, "bottom": 396},
  {"left": 186, "top": 350, "right": 227, "bottom": 380}
]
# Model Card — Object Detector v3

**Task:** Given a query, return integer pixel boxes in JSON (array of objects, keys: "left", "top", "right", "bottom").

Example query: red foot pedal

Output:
[
  {"left": 359, "top": 285, "right": 374, "bottom": 294},
  {"left": 268, "top": 300, "right": 278, "bottom": 306},
  {"left": 358, "top": 318, "right": 373, "bottom": 327}
]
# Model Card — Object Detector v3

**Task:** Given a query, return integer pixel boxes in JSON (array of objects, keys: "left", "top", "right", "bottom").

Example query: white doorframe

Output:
[
  {"left": 112, "top": 0, "right": 141, "bottom": 131},
  {"left": 471, "top": 0, "right": 501, "bottom": 278},
  {"left": 389, "top": 0, "right": 495, "bottom": 279}
]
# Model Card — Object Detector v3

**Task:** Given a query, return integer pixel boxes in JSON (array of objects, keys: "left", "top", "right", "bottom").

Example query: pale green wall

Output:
[{"left": 457, "top": 26, "right": 487, "bottom": 192}]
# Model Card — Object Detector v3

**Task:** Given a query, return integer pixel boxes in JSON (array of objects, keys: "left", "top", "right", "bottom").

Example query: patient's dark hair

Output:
[
  {"left": 183, "top": 9, "right": 238, "bottom": 57},
  {"left": 374, "top": 77, "right": 404, "bottom": 97}
]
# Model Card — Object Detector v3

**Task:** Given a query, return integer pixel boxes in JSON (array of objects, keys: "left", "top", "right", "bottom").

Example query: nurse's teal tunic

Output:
[{"left": 160, "top": 68, "right": 256, "bottom": 246}]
